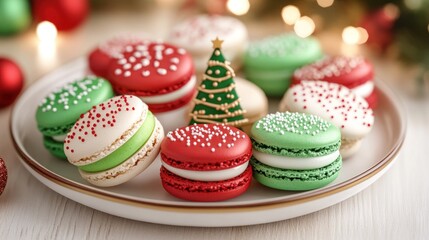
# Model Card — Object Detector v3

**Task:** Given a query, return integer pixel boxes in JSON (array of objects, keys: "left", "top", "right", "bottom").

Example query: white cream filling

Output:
[
  {"left": 351, "top": 80, "right": 374, "bottom": 98},
  {"left": 253, "top": 149, "right": 340, "bottom": 170},
  {"left": 52, "top": 134, "right": 67, "bottom": 142},
  {"left": 161, "top": 160, "right": 249, "bottom": 182},
  {"left": 139, "top": 76, "right": 196, "bottom": 104}
]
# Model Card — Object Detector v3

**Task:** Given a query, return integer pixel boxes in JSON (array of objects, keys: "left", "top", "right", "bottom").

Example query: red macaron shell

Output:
[
  {"left": 365, "top": 89, "right": 378, "bottom": 109},
  {"left": 107, "top": 42, "right": 195, "bottom": 96},
  {"left": 292, "top": 56, "right": 374, "bottom": 89},
  {"left": 160, "top": 165, "right": 252, "bottom": 202},
  {"left": 147, "top": 87, "right": 196, "bottom": 113},
  {"left": 161, "top": 124, "right": 252, "bottom": 171},
  {"left": 88, "top": 36, "right": 143, "bottom": 78}
]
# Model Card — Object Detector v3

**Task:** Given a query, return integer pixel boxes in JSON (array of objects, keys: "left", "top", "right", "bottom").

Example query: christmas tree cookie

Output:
[{"left": 189, "top": 38, "right": 248, "bottom": 127}]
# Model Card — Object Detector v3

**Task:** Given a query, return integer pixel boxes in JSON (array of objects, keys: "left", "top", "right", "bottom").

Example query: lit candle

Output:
[{"left": 36, "top": 21, "right": 58, "bottom": 70}]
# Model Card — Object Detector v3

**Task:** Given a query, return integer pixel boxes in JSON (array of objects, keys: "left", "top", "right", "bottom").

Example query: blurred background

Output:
[{"left": 0, "top": 0, "right": 428, "bottom": 107}]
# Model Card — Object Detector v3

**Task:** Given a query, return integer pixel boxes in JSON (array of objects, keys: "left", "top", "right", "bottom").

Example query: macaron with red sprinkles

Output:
[
  {"left": 160, "top": 124, "right": 252, "bottom": 202},
  {"left": 64, "top": 95, "right": 164, "bottom": 187},
  {"left": 280, "top": 80, "right": 374, "bottom": 158},
  {"left": 292, "top": 55, "right": 378, "bottom": 108},
  {"left": 107, "top": 41, "right": 197, "bottom": 132}
]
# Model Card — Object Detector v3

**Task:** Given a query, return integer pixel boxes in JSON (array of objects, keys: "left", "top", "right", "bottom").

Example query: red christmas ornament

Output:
[
  {"left": 0, "top": 58, "right": 24, "bottom": 108},
  {"left": 0, "top": 158, "right": 7, "bottom": 196},
  {"left": 32, "top": 0, "right": 89, "bottom": 31},
  {"left": 360, "top": 4, "right": 399, "bottom": 52}
]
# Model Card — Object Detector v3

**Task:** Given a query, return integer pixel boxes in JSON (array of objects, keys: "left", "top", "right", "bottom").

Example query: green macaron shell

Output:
[
  {"left": 244, "top": 34, "right": 322, "bottom": 96},
  {"left": 36, "top": 76, "right": 114, "bottom": 136},
  {"left": 244, "top": 34, "right": 322, "bottom": 69},
  {"left": 78, "top": 112, "right": 155, "bottom": 173},
  {"left": 251, "top": 112, "right": 341, "bottom": 157},
  {"left": 43, "top": 136, "right": 67, "bottom": 159},
  {"left": 250, "top": 155, "right": 342, "bottom": 191}
]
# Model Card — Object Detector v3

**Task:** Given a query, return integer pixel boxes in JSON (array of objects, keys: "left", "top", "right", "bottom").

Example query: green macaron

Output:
[
  {"left": 250, "top": 112, "right": 342, "bottom": 191},
  {"left": 243, "top": 33, "right": 322, "bottom": 97},
  {"left": 35, "top": 76, "right": 114, "bottom": 159}
]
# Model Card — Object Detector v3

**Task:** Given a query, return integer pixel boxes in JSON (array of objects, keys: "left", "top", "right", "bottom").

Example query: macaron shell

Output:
[
  {"left": 244, "top": 34, "right": 322, "bottom": 69},
  {"left": 292, "top": 56, "right": 374, "bottom": 89},
  {"left": 88, "top": 35, "right": 143, "bottom": 78},
  {"left": 250, "top": 155, "right": 342, "bottom": 191},
  {"left": 168, "top": 15, "right": 248, "bottom": 56},
  {"left": 107, "top": 42, "right": 194, "bottom": 95},
  {"left": 65, "top": 95, "right": 147, "bottom": 164},
  {"left": 36, "top": 77, "right": 114, "bottom": 133},
  {"left": 234, "top": 77, "right": 268, "bottom": 124},
  {"left": 251, "top": 112, "right": 341, "bottom": 151},
  {"left": 161, "top": 124, "right": 252, "bottom": 167},
  {"left": 43, "top": 137, "right": 67, "bottom": 159},
  {"left": 160, "top": 165, "right": 252, "bottom": 202},
  {"left": 79, "top": 120, "right": 164, "bottom": 187},
  {"left": 281, "top": 81, "right": 374, "bottom": 139}
]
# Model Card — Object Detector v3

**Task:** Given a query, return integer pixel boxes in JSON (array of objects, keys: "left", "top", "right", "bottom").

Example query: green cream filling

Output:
[{"left": 79, "top": 112, "right": 155, "bottom": 173}]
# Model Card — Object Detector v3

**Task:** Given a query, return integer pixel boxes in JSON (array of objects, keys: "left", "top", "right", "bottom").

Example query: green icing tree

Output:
[{"left": 189, "top": 38, "right": 248, "bottom": 127}]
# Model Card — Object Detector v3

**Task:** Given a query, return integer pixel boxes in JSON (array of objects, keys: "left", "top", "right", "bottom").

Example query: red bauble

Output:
[
  {"left": 0, "top": 158, "right": 7, "bottom": 196},
  {"left": 32, "top": 0, "right": 89, "bottom": 31},
  {"left": 0, "top": 58, "right": 24, "bottom": 108}
]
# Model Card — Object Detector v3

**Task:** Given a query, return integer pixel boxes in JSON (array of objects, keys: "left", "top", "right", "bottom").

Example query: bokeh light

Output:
[
  {"left": 227, "top": 0, "right": 250, "bottom": 16},
  {"left": 294, "top": 16, "right": 315, "bottom": 38},
  {"left": 282, "top": 5, "right": 301, "bottom": 25}
]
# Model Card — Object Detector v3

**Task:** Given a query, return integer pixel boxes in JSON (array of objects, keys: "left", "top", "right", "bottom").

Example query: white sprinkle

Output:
[
  {"left": 142, "top": 59, "right": 150, "bottom": 66},
  {"left": 211, "top": 148, "right": 215, "bottom": 152},
  {"left": 157, "top": 68, "right": 167, "bottom": 75},
  {"left": 124, "top": 71, "right": 131, "bottom": 77},
  {"left": 125, "top": 45, "right": 133, "bottom": 52},
  {"left": 123, "top": 63, "right": 131, "bottom": 70},
  {"left": 118, "top": 58, "right": 127, "bottom": 65},
  {"left": 142, "top": 71, "right": 150, "bottom": 77},
  {"left": 170, "top": 57, "right": 179, "bottom": 64},
  {"left": 154, "top": 61, "right": 160, "bottom": 68},
  {"left": 133, "top": 63, "right": 142, "bottom": 70},
  {"left": 170, "top": 65, "right": 177, "bottom": 71},
  {"left": 178, "top": 48, "right": 186, "bottom": 55},
  {"left": 129, "top": 56, "right": 136, "bottom": 63},
  {"left": 115, "top": 69, "right": 122, "bottom": 75},
  {"left": 164, "top": 48, "right": 174, "bottom": 55}
]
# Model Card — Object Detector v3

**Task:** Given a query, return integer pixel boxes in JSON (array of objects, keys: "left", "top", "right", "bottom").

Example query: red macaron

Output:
[
  {"left": 106, "top": 41, "right": 196, "bottom": 113},
  {"left": 160, "top": 124, "right": 253, "bottom": 202},
  {"left": 292, "top": 55, "right": 377, "bottom": 108},
  {"left": 88, "top": 35, "right": 143, "bottom": 78}
]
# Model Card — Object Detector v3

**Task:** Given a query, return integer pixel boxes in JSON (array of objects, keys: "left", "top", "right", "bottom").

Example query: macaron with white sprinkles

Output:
[{"left": 250, "top": 112, "right": 342, "bottom": 191}]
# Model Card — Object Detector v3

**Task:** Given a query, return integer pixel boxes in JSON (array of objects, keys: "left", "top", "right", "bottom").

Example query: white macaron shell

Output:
[
  {"left": 351, "top": 80, "right": 374, "bottom": 98},
  {"left": 161, "top": 160, "right": 249, "bottom": 182},
  {"left": 65, "top": 95, "right": 147, "bottom": 164},
  {"left": 139, "top": 75, "right": 196, "bottom": 104},
  {"left": 253, "top": 149, "right": 340, "bottom": 170},
  {"left": 283, "top": 81, "right": 374, "bottom": 139}
]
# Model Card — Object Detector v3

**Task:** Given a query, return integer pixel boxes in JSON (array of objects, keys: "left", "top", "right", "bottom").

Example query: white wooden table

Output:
[{"left": 0, "top": 7, "right": 428, "bottom": 239}]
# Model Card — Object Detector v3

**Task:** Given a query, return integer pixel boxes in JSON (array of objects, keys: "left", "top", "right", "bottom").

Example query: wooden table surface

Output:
[{"left": 0, "top": 6, "right": 428, "bottom": 240}]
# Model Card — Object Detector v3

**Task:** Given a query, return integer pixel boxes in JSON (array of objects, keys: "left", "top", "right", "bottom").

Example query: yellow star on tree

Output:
[{"left": 211, "top": 37, "right": 224, "bottom": 49}]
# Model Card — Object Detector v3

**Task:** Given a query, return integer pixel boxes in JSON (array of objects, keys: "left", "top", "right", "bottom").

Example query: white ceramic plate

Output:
[{"left": 11, "top": 58, "right": 405, "bottom": 227}]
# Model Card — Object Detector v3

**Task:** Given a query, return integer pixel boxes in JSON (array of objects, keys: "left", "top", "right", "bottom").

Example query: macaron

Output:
[
  {"left": 243, "top": 33, "right": 323, "bottom": 97},
  {"left": 168, "top": 14, "right": 248, "bottom": 75},
  {"left": 160, "top": 124, "right": 252, "bottom": 202},
  {"left": 35, "top": 76, "right": 114, "bottom": 159},
  {"left": 280, "top": 80, "right": 374, "bottom": 158},
  {"left": 292, "top": 55, "right": 378, "bottom": 108},
  {"left": 250, "top": 112, "right": 342, "bottom": 191},
  {"left": 234, "top": 77, "right": 269, "bottom": 134},
  {"left": 107, "top": 41, "right": 197, "bottom": 132},
  {"left": 88, "top": 35, "right": 143, "bottom": 78},
  {"left": 64, "top": 95, "right": 164, "bottom": 187}
]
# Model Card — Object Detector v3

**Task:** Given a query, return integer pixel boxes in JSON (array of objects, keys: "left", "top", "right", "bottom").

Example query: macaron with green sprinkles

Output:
[
  {"left": 243, "top": 33, "right": 322, "bottom": 97},
  {"left": 250, "top": 112, "right": 342, "bottom": 191},
  {"left": 35, "top": 76, "right": 114, "bottom": 159},
  {"left": 64, "top": 95, "right": 164, "bottom": 187}
]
